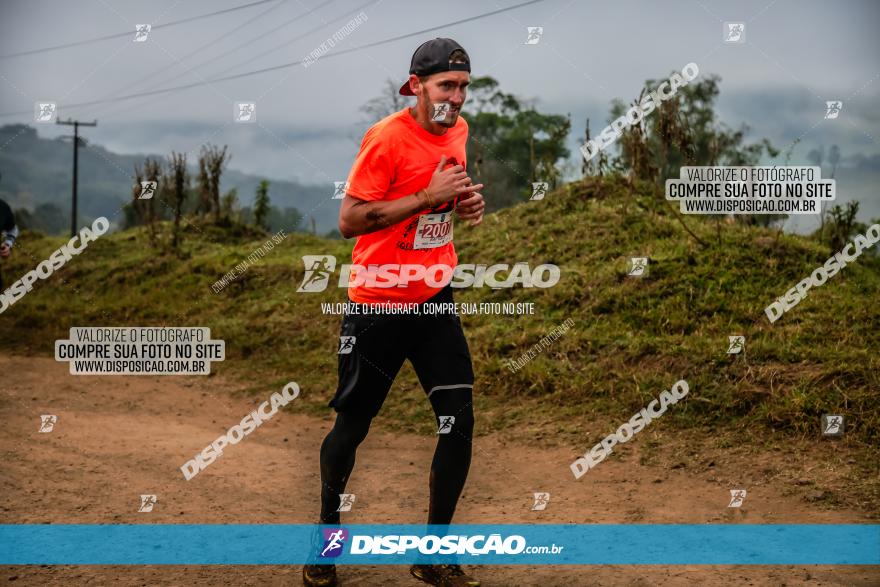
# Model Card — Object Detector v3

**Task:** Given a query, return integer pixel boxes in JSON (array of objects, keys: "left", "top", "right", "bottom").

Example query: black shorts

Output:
[{"left": 329, "top": 285, "right": 474, "bottom": 417}]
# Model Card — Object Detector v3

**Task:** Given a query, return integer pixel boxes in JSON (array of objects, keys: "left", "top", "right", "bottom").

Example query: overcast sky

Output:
[{"left": 1, "top": 0, "right": 878, "bottom": 232}]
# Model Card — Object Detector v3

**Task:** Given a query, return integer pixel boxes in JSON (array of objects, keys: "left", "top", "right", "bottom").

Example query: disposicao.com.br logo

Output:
[
  {"left": 317, "top": 528, "right": 562, "bottom": 558},
  {"left": 1, "top": 216, "right": 110, "bottom": 314},
  {"left": 296, "top": 255, "right": 560, "bottom": 292}
]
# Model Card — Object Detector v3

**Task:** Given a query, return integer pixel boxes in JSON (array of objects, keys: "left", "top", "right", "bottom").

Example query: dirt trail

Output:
[{"left": 0, "top": 356, "right": 876, "bottom": 586}]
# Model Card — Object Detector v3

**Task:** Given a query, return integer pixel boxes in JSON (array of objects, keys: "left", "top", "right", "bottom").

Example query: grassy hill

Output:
[{"left": 2, "top": 175, "right": 878, "bottom": 458}]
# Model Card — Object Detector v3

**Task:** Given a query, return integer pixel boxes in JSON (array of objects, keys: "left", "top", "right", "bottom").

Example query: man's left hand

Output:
[
  {"left": 0, "top": 243, "right": 10, "bottom": 258},
  {"left": 455, "top": 191, "right": 485, "bottom": 227}
]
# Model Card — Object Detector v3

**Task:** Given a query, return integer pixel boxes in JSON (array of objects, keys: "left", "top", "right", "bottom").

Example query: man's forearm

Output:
[{"left": 342, "top": 190, "right": 433, "bottom": 238}]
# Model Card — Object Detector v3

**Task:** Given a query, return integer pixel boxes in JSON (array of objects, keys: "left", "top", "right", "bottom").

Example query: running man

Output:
[{"left": 303, "top": 38, "right": 485, "bottom": 587}]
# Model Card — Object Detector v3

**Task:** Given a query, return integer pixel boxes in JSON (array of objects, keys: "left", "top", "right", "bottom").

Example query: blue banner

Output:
[{"left": 1, "top": 524, "right": 877, "bottom": 565}]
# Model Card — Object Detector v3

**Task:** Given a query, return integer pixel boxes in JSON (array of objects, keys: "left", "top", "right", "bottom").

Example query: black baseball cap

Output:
[{"left": 398, "top": 38, "right": 471, "bottom": 96}]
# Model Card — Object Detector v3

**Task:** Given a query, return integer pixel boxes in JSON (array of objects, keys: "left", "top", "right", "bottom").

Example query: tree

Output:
[
  {"left": 200, "top": 144, "right": 230, "bottom": 222},
  {"left": 818, "top": 201, "right": 863, "bottom": 253},
  {"left": 581, "top": 118, "right": 609, "bottom": 178},
  {"left": 253, "top": 180, "right": 270, "bottom": 230},
  {"left": 809, "top": 145, "right": 841, "bottom": 239},
  {"left": 608, "top": 74, "right": 781, "bottom": 228},
  {"left": 612, "top": 75, "right": 778, "bottom": 185},
  {"left": 196, "top": 156, "right": 211, "bottom": 218},
  {"left": 166, "top": 151, "right": 189, "bottom": 250},
  {"left": 221, "top": 187, "right": 238, "bottom": 222},
  {"left": 463, "top": 76, "right": 570, "bottom": 210},
  {"left": 359, "top": 78, "right": 410, "bottom": 123},
  {"left": 131, "top": 157, "right": 162, "bottom": 245}
]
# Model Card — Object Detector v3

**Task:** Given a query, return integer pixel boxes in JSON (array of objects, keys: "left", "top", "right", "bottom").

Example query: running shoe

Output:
[
  {"left": 302, "top": 563, "right": 337, "bottom": 587},
  {"left": 410, "top": 563, "right": 480, "bottom": 586}
]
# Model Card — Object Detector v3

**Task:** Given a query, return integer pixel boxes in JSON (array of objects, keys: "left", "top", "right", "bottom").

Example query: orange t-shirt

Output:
[{"left": 344, "top": 106, "right": 468, "bottom": 305}]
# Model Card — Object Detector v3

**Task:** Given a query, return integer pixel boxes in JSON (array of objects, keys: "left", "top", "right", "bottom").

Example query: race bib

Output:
[{"left": 413, "top": 212, "right": 453, "bottom": 250}]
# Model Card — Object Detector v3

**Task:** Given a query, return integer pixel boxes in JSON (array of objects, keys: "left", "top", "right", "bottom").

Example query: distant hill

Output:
[{"left": 0, "top": 124, "right": 339, "bottom": 233}]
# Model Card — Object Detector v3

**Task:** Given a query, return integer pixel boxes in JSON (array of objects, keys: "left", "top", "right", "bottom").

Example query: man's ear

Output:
[{"left": 411, "top": 74, "right": 422, "bottom": 96}]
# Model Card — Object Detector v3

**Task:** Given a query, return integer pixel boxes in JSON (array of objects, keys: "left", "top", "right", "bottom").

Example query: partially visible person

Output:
[{"left": 0, "top": 197, "right": 19, "bottom": 291}]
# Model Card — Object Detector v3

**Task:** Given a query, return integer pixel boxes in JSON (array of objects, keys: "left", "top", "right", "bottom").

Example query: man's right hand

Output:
[
  {"left": 0, "top": 243, "right": 10, "bottom": 258},
  {"left": 424, "top": 155, "right": 483, "bottom": 205}
]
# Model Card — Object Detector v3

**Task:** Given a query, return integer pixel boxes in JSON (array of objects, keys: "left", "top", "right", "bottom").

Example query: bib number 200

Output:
[
  {"left": 421, "top": 223, "right": 450, "bottom": 239},
  {"left": 413, "top": 212, "right": 453, "bottom": 249}
]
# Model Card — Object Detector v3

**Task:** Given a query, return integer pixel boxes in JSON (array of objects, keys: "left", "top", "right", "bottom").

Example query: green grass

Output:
[{"left": 2, "top": 176, "right": 878, "bottom": 454}]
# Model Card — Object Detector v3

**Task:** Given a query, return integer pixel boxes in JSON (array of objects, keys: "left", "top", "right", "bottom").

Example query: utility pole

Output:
[{"left": 56, "top": 118, "right": 97, "bottom": 237}]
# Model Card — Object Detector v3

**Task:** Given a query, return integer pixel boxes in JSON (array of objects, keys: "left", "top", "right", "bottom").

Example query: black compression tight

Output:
[{"left": 319, "top": 387, "right": 474, "bottom": 525}]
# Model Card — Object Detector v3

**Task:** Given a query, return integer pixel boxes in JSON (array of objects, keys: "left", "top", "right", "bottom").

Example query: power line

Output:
[
  {"left": 0, "top": 0, "right": 545, "bottom": 118},
  {"left": 121, "top": 0, "right": 343, "bottom": 101},
  {"left": 94, "top": 0, "right": 363, "bottom": 122},
  {"left": 0, "top": 0, "right": 283, "bottom": 59},
  {"left": 91, "top": 0, "right": 301, "bottom": 119},
  {"left": 187, "top": 0, "right": 363, "bottom": 84},
  {"left": 76, "top": 0, "right": 350, "bottom": 124}
]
